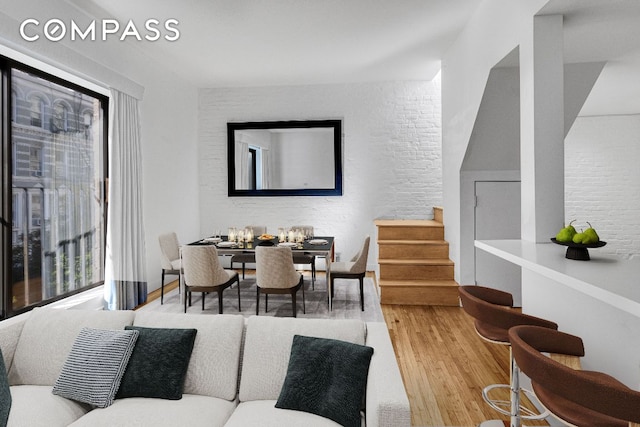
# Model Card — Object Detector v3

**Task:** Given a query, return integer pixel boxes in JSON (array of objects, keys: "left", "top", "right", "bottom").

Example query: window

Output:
[{"left": 1, "top": 60, "right": 108, "bottom": 318}]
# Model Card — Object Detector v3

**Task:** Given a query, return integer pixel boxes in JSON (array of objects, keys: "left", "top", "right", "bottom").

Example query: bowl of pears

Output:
[{"left": 551, "top": 220, "right": 606, "bottom": 260}]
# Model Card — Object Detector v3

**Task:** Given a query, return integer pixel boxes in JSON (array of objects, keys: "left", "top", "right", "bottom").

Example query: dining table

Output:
[{"left": 182, "top": 235, "right": 336, "bottom": 310}]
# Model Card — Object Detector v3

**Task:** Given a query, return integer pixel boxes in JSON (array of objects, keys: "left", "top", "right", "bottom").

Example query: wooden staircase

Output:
[{"left": 375, "top": 207, "right": 459, "bottom": 306}]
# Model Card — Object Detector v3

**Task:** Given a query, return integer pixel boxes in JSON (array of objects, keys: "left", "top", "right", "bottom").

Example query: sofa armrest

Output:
[
  {"left": 364, "top": 322, "right": 410, "bottom": 427},
  {"left": 0, "top": 314, "right": 29, "bottom": 375}
]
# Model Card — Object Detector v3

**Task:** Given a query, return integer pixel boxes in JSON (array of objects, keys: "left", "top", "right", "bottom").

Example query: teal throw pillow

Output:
[
  {"left": 275, "top": 335, "right": 374, "bottom": 427},
  {"left": 116, "top": 326, "right": 197, "bottom": 400}
]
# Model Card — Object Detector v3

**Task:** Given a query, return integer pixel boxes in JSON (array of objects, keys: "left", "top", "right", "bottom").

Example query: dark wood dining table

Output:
[{"left": 183, "top": 236, "right": 336, "bottom": 309}]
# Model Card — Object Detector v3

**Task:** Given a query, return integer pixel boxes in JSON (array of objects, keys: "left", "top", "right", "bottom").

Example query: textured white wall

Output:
[
  {"left": 442, "top": 0, "right": 547, "bottom": 281},
  {"left": 565, "top": 114, "right": 640, "bottom": 259},
  {"left": 198, "top": 80, "right": 442, "bottom": 268}
]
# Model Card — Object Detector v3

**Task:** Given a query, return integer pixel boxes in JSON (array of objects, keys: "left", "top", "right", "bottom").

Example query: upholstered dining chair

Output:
[
  {"left": 458, "top": 285, "right": 558, "bottom": 427},
  {"left": 509, "top": 325, "right": 640, "bottom": 427},
  {"left": 181, "top": 245, "right": 241, "bottom": 314},
  {"left": 255, "top": 245, "right": 305, "bottom": 317},
  {"left": 0, "top": 348, "right": 10, "bottom": 427},
  {"left": 158, "top": 232, "right": 182, "bottom": 304},
  {"left": 230, "top": 225, "right": 267, "bottom": 279},
  {"left": 330, "top": 235, "right": 370, "bottom": 311},
  {"left": 290, "top": 225, "right": 317, "bottom": 289}
]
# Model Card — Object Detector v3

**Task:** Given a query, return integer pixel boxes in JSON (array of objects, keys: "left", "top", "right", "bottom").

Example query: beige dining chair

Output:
[
  {"left": 230, "top": 225, "right": 267, "bottom": 279},
  {"left": 290, "top": 225, "right": 316, "bottom": 289},
  {"left": 330, "top": 235, "right": 370, "bottom": 311},
  {"left": 181, "top": 245, "right": 241, "bottom": 314},
  {"left": 255, "top": 245, "right": 305, "bottom": 317},
  {"left": 158, "top": 232, "right": 181, "bottom": 304}
]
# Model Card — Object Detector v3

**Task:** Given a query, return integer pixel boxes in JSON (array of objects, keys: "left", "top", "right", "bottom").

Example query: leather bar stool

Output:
[
  {"left": 459, "top": 285, "right": 558, "bottom": 427},
  {"left": 509, "top": 325, "right": 640, "bottom": 427}
]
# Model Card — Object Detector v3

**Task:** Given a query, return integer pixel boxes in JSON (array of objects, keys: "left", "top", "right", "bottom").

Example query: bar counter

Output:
[{"left": 476, "top": 239, "right": 640, "bottom": 388}]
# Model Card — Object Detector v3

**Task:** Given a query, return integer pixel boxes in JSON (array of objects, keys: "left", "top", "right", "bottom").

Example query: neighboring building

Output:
[{"left": 10, "top": 69, "right": 105, "bottom": 312}]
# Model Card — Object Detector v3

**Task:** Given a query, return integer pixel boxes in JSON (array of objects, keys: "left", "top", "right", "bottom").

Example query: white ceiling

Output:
[
  {"left": 72, "top": 0, "right": 479, "bottom": 87},
  {"left": 71, "top": 0, "right": 640, "bottom": 115},
  {"left": 541, "top": 0, "right": 640, "bottom": 116}
]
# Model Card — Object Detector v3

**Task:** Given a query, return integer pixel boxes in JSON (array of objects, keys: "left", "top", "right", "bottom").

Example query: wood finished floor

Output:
[
  {"left": 382, "top": 304, "right": 548, "bottom": 427},
  {"left": 143, "top": 277, "right": 548, "bottom": 426}
]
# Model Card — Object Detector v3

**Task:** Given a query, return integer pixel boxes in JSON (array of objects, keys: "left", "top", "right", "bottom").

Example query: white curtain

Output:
[
  {"left": 261, "top": 147, "right": 271, "bottom": 189},
  {"left": 104, "top": 89, "right": 147, "bottom": 310},
  {"left": 235, "top": 140, "right": 249, "bottom": 189}
]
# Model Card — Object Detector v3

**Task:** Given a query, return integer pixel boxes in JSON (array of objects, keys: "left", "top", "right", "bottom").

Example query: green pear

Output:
[
  {"left": 556, "top": 220, "right": 577, "bottom": 243},
  {"left": 582, "top": 222, "right": 600, "bottom": 245},
  {"left": 572, "top": 231, "right": 586, "bottom": 244}
]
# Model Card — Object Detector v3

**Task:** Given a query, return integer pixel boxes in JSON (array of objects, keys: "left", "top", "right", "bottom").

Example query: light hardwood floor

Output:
[{"left": 382, "top": 304, "right": 548, "bottom": 427}]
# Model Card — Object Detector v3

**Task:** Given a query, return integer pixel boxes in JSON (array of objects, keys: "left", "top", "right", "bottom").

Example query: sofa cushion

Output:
[
  {"left": 68, "top": 394, "right": 237, "bottom": 427},
  {"left": 132, "top": 311, "right": 244, "bottom": 400},
  {"left": 117, "top": 326, "right": 197, "bottom": 400},
  {"left": 9, "top": 307, "right": 135, "bottom": 386},
  {"left": 52, "top": 327, "right": 139, "bottom": 408},
  {"left": 8, "top": 385, "right": 91, "bottom": 427},
  {"left": 239, "top": 316, "right": 366, "bottom": 402},
  {"left": 275, "top": 335, "right": 373, "bottom": 427},
  {"left": 224, "top": 400, "right": 345, "bottom": 427}
]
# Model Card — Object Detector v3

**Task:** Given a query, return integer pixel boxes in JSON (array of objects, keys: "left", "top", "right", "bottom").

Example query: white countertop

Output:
[{"left": 475, "top": 239, "right": 640, "bottom": 317}]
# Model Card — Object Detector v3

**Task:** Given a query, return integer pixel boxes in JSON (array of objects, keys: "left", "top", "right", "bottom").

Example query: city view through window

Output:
[{"left": 5, "top": 66, "right": 107, "bottom": 317}]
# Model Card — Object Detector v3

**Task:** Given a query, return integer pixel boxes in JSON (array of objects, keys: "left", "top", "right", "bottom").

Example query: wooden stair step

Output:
[
  {"left": 378, "top": 240, "right": 449, "bottom": 259},
  {"left": 378, "top": 259, "right": 454, "bottom": 266},
  {"left": 433, "top": 206, "right": 443, "bottom": 223},
  {"left": 379, "top": 279, "right": 459, "bottom": 306},
  {"left": 379, "top": 279, "right": 458, "bottom": 287},
  {"left": 378, "top": 260, "right": 454, "bottom": 281},
  {"left": 375, "top": 219, "right": 444, "bottom": 240}
]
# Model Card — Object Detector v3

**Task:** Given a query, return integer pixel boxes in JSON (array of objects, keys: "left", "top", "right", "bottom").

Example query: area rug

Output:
[{"left": 138, "top": 275, "right": 384, "bottom": 322}]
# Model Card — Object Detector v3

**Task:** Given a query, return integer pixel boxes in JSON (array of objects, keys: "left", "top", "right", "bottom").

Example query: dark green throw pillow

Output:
[
  {"left": 117, "top": 326, "right": 197, "bottom": 400},
  {"left": 275, "top": 335, "right": 374, "bottom": 427},
  {"left": 1, "top": 348, "right": 11, "bottom": 427}
]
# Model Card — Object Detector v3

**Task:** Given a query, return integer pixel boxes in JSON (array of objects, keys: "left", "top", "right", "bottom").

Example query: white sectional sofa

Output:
[{"left": 0, "top": 307, "right": 410, "bottom": 427}]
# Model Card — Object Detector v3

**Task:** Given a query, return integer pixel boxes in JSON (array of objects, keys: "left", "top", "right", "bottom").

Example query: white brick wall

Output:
[
  {"left": 198, "top": 79, "right": 442, "bottom": 265},
  {"left": 565, "top": 114, "right": 640, "bottom": 259}
]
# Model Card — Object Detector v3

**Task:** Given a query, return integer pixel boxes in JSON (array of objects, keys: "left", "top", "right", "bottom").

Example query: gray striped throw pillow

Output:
[{"left": 52, "top": 327, "right": 139, "bottom": 408}]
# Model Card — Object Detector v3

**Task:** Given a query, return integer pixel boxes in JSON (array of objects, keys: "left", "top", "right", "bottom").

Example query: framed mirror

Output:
[{"left": 227, "top": 119, "right": 343, "bottom": 197}]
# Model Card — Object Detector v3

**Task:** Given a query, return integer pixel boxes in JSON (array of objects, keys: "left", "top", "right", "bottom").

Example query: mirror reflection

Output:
[{"left": 227, "top": 120, "right": 342, "bottom": 197}]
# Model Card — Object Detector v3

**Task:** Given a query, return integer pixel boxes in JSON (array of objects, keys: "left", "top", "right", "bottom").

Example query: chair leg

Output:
[
  {"left": 189, "top": 291, "right": 192, "bottom": 306},
  {"left": 292, "top": 291, "right": 297, "bottom": 318},
  {"left": 265, "top": 294, "right": 269, "bottom": 312},
  {"left": 330, "top": 276, "right": 335, "bottom": 299},
  {"left": 359, "top": 276, "right": 364, "bottom": 311},
  {"left": 218, "top": 289, "right": 224, "bottom": 314},
  {"left": 184, "top": 290, "right": 188, "bottom": 313},
  {"left": 202, "top": 292, "right": 206, "bottom": 310},
  {"left": 311, "top": 259, "right": 315, "bottom": 290},
  {"left": 256, "top": 287, "right": 260, "bottom": 315},
  {"left": 302, "top": 280, "right": 306, "bottom": 314},
  {"left": 161, "top": 270, "right": 165, "bottom": 304},
  {"left": 237, "top": 277, "right": 242, "bottom": 311}
]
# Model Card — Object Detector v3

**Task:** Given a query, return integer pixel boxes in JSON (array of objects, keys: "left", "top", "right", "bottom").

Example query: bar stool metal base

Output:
[
  {"left": 481, "top": 355, "right": 549, "bottom": 427},
  {"left": 482, "top": 384, "right": 545, "bottom": 419}
]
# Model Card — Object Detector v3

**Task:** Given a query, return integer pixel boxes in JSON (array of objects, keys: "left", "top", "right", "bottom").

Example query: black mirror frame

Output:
[{"left": 227, "top": 119, "right": 343, "bottom": 197}]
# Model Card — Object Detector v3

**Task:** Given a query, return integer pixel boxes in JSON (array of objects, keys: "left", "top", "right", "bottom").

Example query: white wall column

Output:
[{"left": 520, "top": 14, "right": 565, "bottom": 242}]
